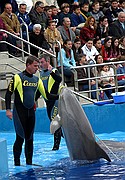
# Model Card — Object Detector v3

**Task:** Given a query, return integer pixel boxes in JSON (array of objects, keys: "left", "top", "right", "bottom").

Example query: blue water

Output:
[{"left": 1, "top": 132, "right": 125, "bottom": 179}]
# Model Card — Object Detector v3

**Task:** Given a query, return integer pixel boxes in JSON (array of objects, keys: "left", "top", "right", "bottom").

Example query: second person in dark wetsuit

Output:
[{"left": 39, "top": 54, "right": 63, "bottom": 150}]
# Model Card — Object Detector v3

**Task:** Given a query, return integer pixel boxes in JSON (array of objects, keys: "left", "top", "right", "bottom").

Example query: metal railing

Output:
[
  {"left": 72, "top": 60, "right": 125, "bottom": 101},
  {"left": 0, "top": 29, "right": 56, "bottom": 61}
]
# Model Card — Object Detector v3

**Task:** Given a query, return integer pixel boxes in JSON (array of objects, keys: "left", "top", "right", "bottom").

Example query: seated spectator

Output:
[
  {"left": 76, "top": 54, "right": 97, "bottom": 99},
  {"left": 80, "top": 16, "right": 97, "bottom": 45},
  {"left": 29, "top": 24, "right": 50, "bottom": 57},
  {"left": 1, "top": 3, "right": 20, "bottom": 36},
  {"left": 0, "top": 3, "right": 21, "bottom": 56},
  {"left": 119, "top": 36, "right": 125, "bottom": 60},
  {"left": 72, "top": 38, "right": 83, "bottom": 63},
  {"left": 116, "top": 62, "right": 125, "bottom": 91},
  {"left": 57, "top": 39, "right": 76, "bottom": 80},
  {"left": 95, "top": 54, "right": 104, "bottom": 76},
  {"left": 0, "top": 0, "right": 18, "bottom": 13},
  {"left": 0, "top": 17, "right": 8, "bottom": 52},
  {"left": 104, "top": 0, "right": 122, "bottom": 24},
  {"left": 111, "top": 37, "right": 121, "bottom": 60},
  {"left": 71, "top": 5, "right": 85, "bottom": 27},
  {"left": 57, "top": 17, "right": 76, "bottom": 43},
  {"left": 109, "top": 11, "right": 125, "bottom": 39},
  {"left": 29, "top": 1, "right": 48, "bottom": 30},
  {"left": 58, "top": 3, "right": 73, "bottom": 26},
  {"left": 0, "top": 16, "right": 15, "bottom": 54},
  {"left": 93, "top": 37, "right": 102, "bottom": 53},
  {"left": 44, "top": 20, "right": 63, "bottom": 53},
  {"left": 96, "top": 16, "right": 109, "bottom": 40},
  {"left": 16, "top": 3, "right": 33, "bottom": 40},
  {"left": 81, "top": 38, "right": 99, "bottom": 63},
  {"left": 100, "top": 65, "right": 115, "bottom": 99},
  {"left": 101, "top": 36, "right": 114, "bottom": 62},
  {"left": 119, "top": 0, "right": 125, "bottom": 13},
  {"left": 16, "top": 0, "right": 33, "bottom": 12},
  {"left": 51, "top": 5, "right": 59, "bottom": 25},
  {"left": 44, "top": 6, "right": 53, "bottom": 22},
  {"left": 80, "top": 3, "right": 91, "bottom": 21},
  {"left": 90, "top": 1, "right": 104, "bottom": 23}
]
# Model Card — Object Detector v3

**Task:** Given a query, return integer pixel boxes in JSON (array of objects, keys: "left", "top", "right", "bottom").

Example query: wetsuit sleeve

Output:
[
  {"left": 5, "top": 77, "right": 14, "bottom": 110},
  {"left": 50, "top": 69, "right": 62, "bottom": 83},
  {"left": 36, "top": 78, "right": 59, "bottom": 101}
]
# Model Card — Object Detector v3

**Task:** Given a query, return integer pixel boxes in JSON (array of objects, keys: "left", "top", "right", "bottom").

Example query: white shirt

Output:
[{"left": 81, "top": 44, "right": 99, "bottom": 62}]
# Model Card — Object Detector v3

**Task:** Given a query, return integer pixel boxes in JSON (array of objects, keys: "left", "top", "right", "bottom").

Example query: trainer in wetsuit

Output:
[
  {"left": 5, "top": 55, "right": 58, "bottom": 166},
  {"left": 38, "top": 54, "right": 63, "bottom": 150}
]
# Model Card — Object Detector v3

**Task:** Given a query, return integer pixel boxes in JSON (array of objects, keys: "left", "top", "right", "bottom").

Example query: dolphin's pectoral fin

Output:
[{"left": 95, "top": 142, "right": 111, "bottom": 162}]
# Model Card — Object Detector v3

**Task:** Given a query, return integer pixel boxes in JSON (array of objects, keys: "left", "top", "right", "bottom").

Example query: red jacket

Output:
[
  {"left": 101, "top": 45, "right": 113, "bottom": 61},
  {"left": 0, "top": 17, "right": 7, "bottom": 41},
  {"left": 80, "top": 26, "right": 96, "bottom": 45}
]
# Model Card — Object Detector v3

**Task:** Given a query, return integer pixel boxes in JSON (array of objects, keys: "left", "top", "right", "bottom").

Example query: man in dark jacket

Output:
[
  {"left": 109, "top": 11, "right": 125, "bottom": 38},
  {"left": 29, "top": 1, "right": 48, "bottom": 30}
]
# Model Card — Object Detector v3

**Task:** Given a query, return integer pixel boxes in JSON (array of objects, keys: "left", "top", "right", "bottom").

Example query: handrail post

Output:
[
  {"left": 52, "top": 42, "right": 57, "bottom": 68},
  {"left": 56, "top": 40, "right": 65, "bottom": 85}
]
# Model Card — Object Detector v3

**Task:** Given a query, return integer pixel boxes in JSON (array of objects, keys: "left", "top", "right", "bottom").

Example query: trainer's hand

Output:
[{"left": 6, "top": 109, "right": 13, "bottom": 120}]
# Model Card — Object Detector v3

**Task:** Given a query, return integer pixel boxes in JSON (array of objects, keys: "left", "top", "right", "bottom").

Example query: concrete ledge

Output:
[{"left": 0, "top": 139, "right": 8, "bottom": 173}]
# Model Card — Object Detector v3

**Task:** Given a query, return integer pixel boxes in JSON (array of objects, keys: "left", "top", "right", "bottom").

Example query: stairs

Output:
[
  {"left": 0, "top": 51, "right": 45, "bottom": 109},
  {"left": 0, "top": 52, "right": 26, "bottom": 109}
]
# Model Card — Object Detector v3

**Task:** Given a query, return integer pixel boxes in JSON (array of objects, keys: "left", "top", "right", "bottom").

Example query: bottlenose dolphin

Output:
[{"left": 58, "top": 88, "right": 111, "bottom": 162}]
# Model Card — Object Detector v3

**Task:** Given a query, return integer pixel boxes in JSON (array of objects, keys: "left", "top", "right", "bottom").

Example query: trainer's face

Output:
[
  {"left": 27, "top": 61, "right": 39, "bottom": 74},
  {"left": 39, "top": 58, "right": 48, "bottom": 70}
]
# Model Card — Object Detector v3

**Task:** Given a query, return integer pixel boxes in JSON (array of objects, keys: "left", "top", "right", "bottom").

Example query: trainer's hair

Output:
[
  {"left": 39, "top": 54, "right": 50, "bottom": 62},
  {"left": 26, "top": 55, "right": 39, "bottom": 66}
]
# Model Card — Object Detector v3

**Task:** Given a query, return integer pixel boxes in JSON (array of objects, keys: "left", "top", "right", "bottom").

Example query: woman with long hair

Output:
[
  {"left": 101, "top": 37, "right": 113, "bottom": 62},
  {"left": 57, "top": 39, "right": 76, "bottom": 79},
  {"left": 80, "top": 16, "right": 97, "bottom": 45},
  {"left": 111, "top": 37, "right": 121, "bottom": 60}
]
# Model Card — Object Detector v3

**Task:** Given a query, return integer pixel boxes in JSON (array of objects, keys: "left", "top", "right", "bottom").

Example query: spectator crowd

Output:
[{"left": 0, "top": 0, "right": 125, "bottom": 99}]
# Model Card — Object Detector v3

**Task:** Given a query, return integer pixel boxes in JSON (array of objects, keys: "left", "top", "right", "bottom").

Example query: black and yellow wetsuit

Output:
[
  {"left": 39, "top": 68, "right": 63, "bottom": 150},
  {"left": 5, "top": 70, "right": 57, "bottom": 165}
]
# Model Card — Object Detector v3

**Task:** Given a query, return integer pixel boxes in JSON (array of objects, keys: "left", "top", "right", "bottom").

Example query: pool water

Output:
[{"left": 1, "top": 131, "right": 125, "bottom": 179}]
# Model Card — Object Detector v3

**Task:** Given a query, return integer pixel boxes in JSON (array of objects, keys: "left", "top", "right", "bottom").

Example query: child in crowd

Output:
[{"left": 100, "top": 65, "right": 115, "bottom": 98}]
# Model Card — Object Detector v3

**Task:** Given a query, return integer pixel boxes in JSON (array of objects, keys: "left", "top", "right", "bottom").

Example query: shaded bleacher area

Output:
[{"left": 0, "top": 0, "right": 125, "bottom": 109}]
